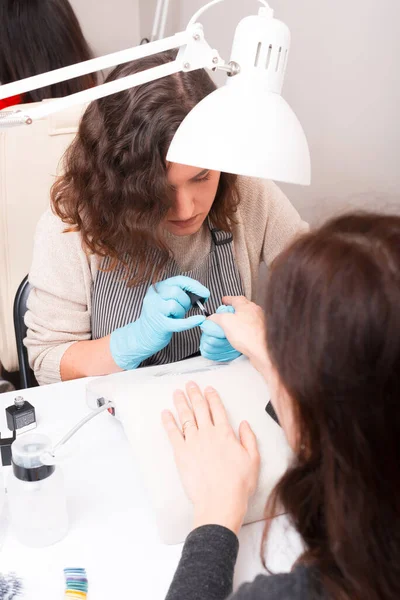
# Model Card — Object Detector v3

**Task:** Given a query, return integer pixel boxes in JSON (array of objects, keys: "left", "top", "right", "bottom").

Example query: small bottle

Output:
[
  {"left": 6, "top": 396, "right": 36, "bottom": 435},
  {"left": 8, "top": 433, "right": 68, "bottom": 547}
]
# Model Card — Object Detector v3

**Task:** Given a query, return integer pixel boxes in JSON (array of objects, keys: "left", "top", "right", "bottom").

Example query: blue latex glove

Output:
[
  {"left": 110, "top": 276, "right": 210, "bottom": 370},
  {"left": 200, "top": 305, "right": 242, "bottom": 362}
]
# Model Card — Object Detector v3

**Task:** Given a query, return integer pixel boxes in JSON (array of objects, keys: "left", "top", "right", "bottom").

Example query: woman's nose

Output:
[{"left": 173, "top": 189, "right": 195, "bottom": 220}]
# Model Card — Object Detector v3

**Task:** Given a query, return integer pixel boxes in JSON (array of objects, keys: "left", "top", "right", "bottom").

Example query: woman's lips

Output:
[{"left": 168, "top": 215, "right": 199, "bottom": 228}]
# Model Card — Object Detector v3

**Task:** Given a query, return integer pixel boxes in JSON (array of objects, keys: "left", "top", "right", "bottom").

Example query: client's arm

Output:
[
  {"left": 167, "top": 524, "right": 308, "bottom": 600},
  {"left": 166, "top": 525, "right": 239, "bottom": 600},
  {"left": 166, "top": 525, "right": 304, "bottom": 600},
  {"left": 162, "top": 383, "right": 260, "bottom": 599}
]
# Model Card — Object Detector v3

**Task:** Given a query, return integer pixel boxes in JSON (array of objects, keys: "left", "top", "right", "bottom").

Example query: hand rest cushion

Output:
[{"left": 86, "top": 356, "right": 292, "bottom": 544}]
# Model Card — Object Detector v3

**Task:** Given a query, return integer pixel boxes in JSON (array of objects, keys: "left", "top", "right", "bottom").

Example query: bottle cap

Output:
[
  {"left": 11, "top": 434, "right": 55, "bottom": 481},
  {"left": 14, "top": 396, "right": 25, "bottom": 409}
]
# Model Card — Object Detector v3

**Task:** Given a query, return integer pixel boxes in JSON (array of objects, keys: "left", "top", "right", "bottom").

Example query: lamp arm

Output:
[
  {"left": 0, "top": 24, "right": 223, "bottom": 128},
  {"left": 9, "top": 59, "right": 184, "bottom": 125},
  {"left": 0, "top": 30, "right": 190, "bottom": 102}
]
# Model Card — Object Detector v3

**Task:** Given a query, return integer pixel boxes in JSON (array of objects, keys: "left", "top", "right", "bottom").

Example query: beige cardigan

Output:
[{"left": 25, "top": 177, "right": 308, "bottom": 385}]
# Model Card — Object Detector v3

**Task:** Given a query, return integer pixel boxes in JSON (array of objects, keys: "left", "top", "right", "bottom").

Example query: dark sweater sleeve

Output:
[
  {"left": 165, "top": 525, "right": 239, "bottom": 600},
  {"left": 230, "top": 568, "right": 312, "bottom": 599},
  {"left": 166, "top": 525, "right": 314, "bottom": 600}
]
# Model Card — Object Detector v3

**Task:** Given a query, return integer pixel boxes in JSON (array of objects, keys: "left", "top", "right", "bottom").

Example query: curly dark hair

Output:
[
  {"left": 263, "top": 212, "right": 400, "bottom": 600},
  {"left": 52, "top": 51, "right": 239, "bottom": 285}
]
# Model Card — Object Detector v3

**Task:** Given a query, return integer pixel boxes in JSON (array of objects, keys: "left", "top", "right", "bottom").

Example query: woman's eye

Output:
[{"left": 195, "top": 174, "right": 211, "bottom": 184}]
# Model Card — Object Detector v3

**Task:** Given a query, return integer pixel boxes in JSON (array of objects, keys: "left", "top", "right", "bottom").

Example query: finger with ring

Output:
[
  {"left": 181, "top": 419, "right": 197, "bottom": 437},
  {"left": 173, "top": 390, "right": 197, "bottom": 436}
]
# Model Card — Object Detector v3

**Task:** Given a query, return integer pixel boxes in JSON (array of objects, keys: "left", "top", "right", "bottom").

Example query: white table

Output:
[{"left": 0, "top": 377, "right": 302, "bottom": 599}]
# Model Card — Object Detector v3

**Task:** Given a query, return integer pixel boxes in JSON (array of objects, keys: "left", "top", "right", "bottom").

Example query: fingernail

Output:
[
  {"left": 187, "top": 381, "right": 197, "bottom": 389},
  {"left": 205, "top": 386, "right": 215, "bottom": 393}
]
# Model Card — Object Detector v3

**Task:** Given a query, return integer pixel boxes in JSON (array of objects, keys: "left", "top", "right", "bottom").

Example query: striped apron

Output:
[{"left": 91, "top": 224, "right": 244, "bottom": 367}]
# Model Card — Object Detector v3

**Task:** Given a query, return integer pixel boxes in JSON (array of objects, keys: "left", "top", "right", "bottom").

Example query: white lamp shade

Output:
[{"left": 167, "top": 82, "right": 311, "bottom": 186}]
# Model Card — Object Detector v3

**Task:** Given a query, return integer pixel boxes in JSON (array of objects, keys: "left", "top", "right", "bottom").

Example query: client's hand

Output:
[
  {"left": 210, "top": 296, "right": 268, "bottom": 373},
  {"left": 110, "top": 276, "right": 209, "bottom": 370},
  {"left": 162, "top": 382, "right": 260, "bottom": 535},
  {"left": 199, "top": 305, "right": 241, "bottom": 362}
]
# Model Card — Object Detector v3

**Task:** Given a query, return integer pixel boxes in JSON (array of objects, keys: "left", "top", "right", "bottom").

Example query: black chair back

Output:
[{"left": 13, "top": 276, "right": 37, "bottom": 389}]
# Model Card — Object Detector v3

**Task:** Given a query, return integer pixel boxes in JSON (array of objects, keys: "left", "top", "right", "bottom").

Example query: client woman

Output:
[{"left": 164, "top": 212, "right": 400, "bottom": 600}]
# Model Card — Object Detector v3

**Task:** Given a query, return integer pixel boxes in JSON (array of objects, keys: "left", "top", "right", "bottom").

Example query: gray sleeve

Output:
[
  {"left": 165, "top": 525, "right": 313, "bottom": 600},
  {"left": 230, "top": 568, "right": 311, "bottom": 600},
  {"left": 165, "top": 525, "right": 239, "bottom": 600}
]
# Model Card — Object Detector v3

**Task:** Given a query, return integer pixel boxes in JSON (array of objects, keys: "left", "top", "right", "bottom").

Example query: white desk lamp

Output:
[{"left": 0, "top": 0, "right": 311, "bottom": 185}]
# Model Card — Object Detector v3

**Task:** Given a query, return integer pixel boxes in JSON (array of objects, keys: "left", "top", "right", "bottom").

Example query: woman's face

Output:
[
  {"left": 164, "top": 163, "right": 221, "bottom": 236},
  {"left": 264, "top": 348, "right": 299, "bottom": 451}
]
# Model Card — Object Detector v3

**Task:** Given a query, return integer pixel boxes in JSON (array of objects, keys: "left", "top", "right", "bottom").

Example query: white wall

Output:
[
  {"left": 179, "top": 0, "right": 400, "bottom": 224},
  {"left": 66, "top": 0, "right": 400, "bottom": 224},
  {"left": 138, "top": 0, "right": 181, "bottom": 41},
  {"left": 69, "top": 0, "right": 140, "bottom": 56}
]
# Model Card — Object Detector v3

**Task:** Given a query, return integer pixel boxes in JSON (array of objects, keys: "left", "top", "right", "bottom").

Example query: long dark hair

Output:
[
  {"left": 264, "top": 213, "right": 400, "bottom": 599},
  {"left": 0, "top": 0, "right": 96, "bottom": 101},
  {"left": 52, "top": 51, "right": 239, "bottom": 285}
]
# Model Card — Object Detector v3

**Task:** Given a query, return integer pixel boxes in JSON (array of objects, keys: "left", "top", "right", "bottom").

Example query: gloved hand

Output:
[
  {"left": 200, "top": 305, "right": 242, "bottom": 363},
  {"left": 110, "top": 276, "right": 210, "bottom": 370}
]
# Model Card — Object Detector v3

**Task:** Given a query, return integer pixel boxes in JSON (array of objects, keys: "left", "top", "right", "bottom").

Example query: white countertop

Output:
[{"left": 0, "top": 376, "right": 302, "bottom": 599}]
